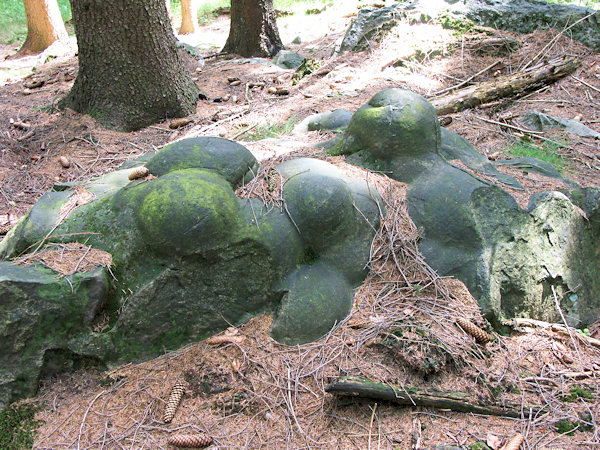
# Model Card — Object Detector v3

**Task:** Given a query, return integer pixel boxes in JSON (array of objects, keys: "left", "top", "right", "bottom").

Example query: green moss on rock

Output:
[
  {"left": 271, "top": 263, "right": 353, "bottom": 345},
  {"left": 145, "top": 137, "right": 259, "bottom": 188}
]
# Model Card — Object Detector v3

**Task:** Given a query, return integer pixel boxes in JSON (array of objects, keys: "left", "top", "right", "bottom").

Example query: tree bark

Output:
[
  {"left": 165, "top": 0, "right": 175, "bottom": 29},
  {"left": 432, "top": 57, "right": 581, "bottom": 116},
  {"left": 326, "top": 376, "right": 543, "bottom": 418},
  {"left": 18, "top": 0, "right": 68, "bottom": 55},
  {"left": 179, "top": 0, "right": 198, "bottom": 34},
  {"left": 222, "top": 0, "right": 283, "bottom": 57},
  {"left": 62, "top": 0, "right": 199, "bottom": 131}
]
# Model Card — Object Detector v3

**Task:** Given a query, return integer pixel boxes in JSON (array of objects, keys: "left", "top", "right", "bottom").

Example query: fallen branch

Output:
[
  {"left": 326, "top": 376, "right": 540, "bottom": 418},
  {"left": 431, "top": 57, "right": 580, "bottom": 116}
]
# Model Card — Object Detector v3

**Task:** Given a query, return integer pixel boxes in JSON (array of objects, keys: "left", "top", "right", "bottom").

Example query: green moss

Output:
[
  {"left": 562, "top": 385, "right": 594, "bottom": 402},
  {"left": 504, "top": 141, "right": 569, "bottom": 173},
  {"left": 438, "top": 13, "right": 475, "bottom": 35},
  {"left": 292, "top": 59, "right": 322, "bottom": 84},
  {"left": 0, "top": 403, "right": 44, "bottom": 449},
  {"left": 555, "top": 418, "right": 578, "bottom": 435},
  {"left": 134, "top": 169, "right": 242, "bottom": 254}
]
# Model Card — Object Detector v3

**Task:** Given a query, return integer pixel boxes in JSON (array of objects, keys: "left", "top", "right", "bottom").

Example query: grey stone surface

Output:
[
  {"left": 330, "top": 88, "right": 600, "bottom": 333},
  {"left": 401, "top": 0, "right": 600, "bottom": 51},
  {"left": 273, "top": 50, "right": 305, "bottom": 69},
  {"left": 294, "top": 109, "right": 354, "bottom": 134},
  {"left": 336, "top": 4, "right": 403, "bottom": 54},
  {"left": 521, "top": 110, "right": 600, "bottom": 139},
  {"left": 440, "top": 127, "right": 523, "bottom": 189}
]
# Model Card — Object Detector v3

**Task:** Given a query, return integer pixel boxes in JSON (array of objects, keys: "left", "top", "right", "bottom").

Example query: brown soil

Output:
[{"left": 1, "top": 2, "right": 599, "bottom": 448}]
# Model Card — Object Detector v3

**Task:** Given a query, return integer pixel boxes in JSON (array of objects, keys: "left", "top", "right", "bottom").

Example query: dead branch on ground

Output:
[
  {"left": 432, "top": 56, "right": 580, "bottom": 116},
  {"left": 326, "top": 376, "right": 542, "bottom": 418}
]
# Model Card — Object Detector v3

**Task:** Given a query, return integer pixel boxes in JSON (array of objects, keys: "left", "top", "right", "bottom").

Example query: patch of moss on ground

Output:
[
  {"left": 555, "top": 418, "right": 579, "bottom": 435},
  {"left": 505, "top": 141, "right": 569, "bottom": 173},
  {"left": 0, "top": 403, "right": 44, "bottom": 449},
  {"left": 437, "top": 12, "right": 475, "bottom": 35},
  {"left": 562, "top": 385, "right": 595, "bottom": 402}
]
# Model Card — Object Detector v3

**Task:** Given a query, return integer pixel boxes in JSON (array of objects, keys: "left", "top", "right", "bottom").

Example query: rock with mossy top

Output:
[
  {"left": 0, "top": 137, "right": 382, "bottom": 410},
  {"left": 328, "top": 88, "right": 600, "bottom": 333}
]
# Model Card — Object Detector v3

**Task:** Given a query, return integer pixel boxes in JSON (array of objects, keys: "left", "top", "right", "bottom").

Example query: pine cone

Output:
[
  {"left": 163, "top": 380, "right": 185, "bottom": 423},
  {"left": 0, "top": 223, "right": 11, "bottom": 235},
  {"left": 456, "top": 317, "right": 492, "bottom": 344},
  {"left": 128, "top": 166, "right": 149, "bottom": 181},
  {"left": 168, "top": 434, "right": 213, "bottom": 448},
  {"left": 267, "top": 168, "right": 280, "bottom": 192},
  {"left": 500, "top": 433, "right": 524, "bottom": 450}
]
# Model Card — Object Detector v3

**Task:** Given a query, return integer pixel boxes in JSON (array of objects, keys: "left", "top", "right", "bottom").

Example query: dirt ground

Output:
[{"left": 1, "top": 2, "right": 599, "bottom": 449}]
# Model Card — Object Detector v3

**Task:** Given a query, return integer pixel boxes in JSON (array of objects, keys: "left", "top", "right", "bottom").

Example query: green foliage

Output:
[
  {"left": 0, "top": 0, "right": 71, "bottom": 44},
  {"left": 243, "top": 116, "right": 298, "bottom": 141},
  {"left": 0, "top": 403, "right": 44, "bottom": 449},
  {"left": 169, "top": 0, "right": 332, "bottom": 26},
  {"left": 504, "top": 141, "right": 569, "bottom": 173}
]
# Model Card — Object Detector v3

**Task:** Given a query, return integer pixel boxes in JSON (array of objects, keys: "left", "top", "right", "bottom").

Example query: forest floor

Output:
[{"left": 1, "top": 2, "right": 599, "bottom": 449}]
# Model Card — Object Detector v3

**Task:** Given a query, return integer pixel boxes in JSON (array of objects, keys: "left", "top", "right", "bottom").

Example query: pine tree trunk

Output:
[
  {"left": 179, "top": 0, "right": 199, "bottom": 34},
  {"left": 19, "top": 0, "right": 68, "bottom": 55},
  {"left": 62, "top": 0, "right": 199, "bottom": 131},
  {"left": 222, "top": 0, "right": 283, "bottom": 57},
  {"left": 165, "top": 0, "right": 175, "bottom": 30}
]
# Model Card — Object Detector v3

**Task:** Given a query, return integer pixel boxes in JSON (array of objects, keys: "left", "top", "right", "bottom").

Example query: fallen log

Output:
[
  {"left": 431, "top": 57, "right": 580, "bottom": 116},
  {"left": 326, "top": 376, "right": 541, "bottom": 418}
]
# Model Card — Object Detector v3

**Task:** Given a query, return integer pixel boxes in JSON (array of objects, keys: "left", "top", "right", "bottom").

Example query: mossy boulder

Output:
[
  {"left": 145, "top": 136, "right": 258, "bottom": 188},
  {"left": 333, "top": 88, "right": 600, "bottom": 331},
  {"left": 0, "top": 263, "right": 109, "bottom": 409},
  {"left": 330, "top": 88, "right": 440, "bottom": 160},
  {"left": 401, "top": 0, "right": 600, "bottom": 51},
  {"left": 0, "top": 137, "right": 382, "bottom": 410},
  {"left": 294, "top": 109, "right": 354, "bottom": 134},
  {"left": 271, "top": 263, "right": 353, "bottom": 345}
]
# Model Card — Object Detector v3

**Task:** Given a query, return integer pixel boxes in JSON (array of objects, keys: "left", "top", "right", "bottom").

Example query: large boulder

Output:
[
  {"left": 0, "top": 137, "right": 382, "bottom": 410},
  {"left": 329, "top": 88, "right": 600, "bottom": 332},
  {"left": 401, "top": 0, "right": 600, "bottom": 51},
  {"left": 336, "top": 4, "right": 403, "bottom": 54}
]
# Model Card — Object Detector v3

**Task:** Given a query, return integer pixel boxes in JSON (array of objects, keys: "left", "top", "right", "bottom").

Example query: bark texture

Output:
[
  {"left": 63, "top": 0, "right": 199, "bottom": 131},
  {"left": 326, "top": 377, "right": 542, "bottom": 418},
  {"left": 179, "top": 0, "right": 199, "bottom": 34},
  {"left": 432, "top": 57, "right": 581, "bottom": 116},
  {"left": 222, "top": 0, "right": 283, "bottom": 57},
  {"left": 19, "top": 0, "right": 68, "bottom": 55}
]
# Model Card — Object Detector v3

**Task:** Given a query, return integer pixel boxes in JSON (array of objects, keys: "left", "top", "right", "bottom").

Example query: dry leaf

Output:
[{"left": 487, "top": 433, "right": 502, "bottom": 449}]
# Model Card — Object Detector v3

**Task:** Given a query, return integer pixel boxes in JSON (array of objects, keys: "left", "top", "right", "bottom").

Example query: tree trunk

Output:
[
  {"left": 18, "top": 0, "right": 68, "bottom": 55},
  {"left": 62, "top": 0, "right": 199, "bottom": 131},
  {"left": 165, "top": 0, "right": 175, "bottom": 29},
  {"left": 222, "top": 0, "right": 283, "bottom": 57},
  {"left": 179, "top": 0, "right": 198, "bottom": 34}
]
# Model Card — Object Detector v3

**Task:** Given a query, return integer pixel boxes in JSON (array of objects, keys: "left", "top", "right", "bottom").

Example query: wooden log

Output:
[
  {"left": 326, "top": 376, "right": 541, "bottom": 418},
  {"left": 431, "top": 57, "right": 580, "bottom": 116}
]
